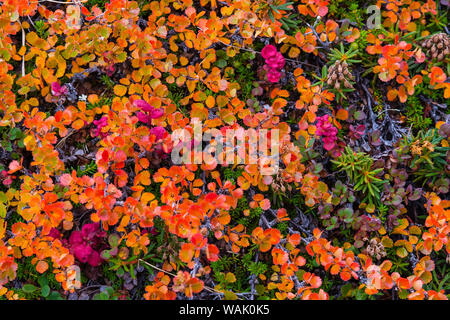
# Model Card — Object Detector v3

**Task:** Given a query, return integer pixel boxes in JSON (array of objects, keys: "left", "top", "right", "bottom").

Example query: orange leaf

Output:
[
  {"left": 185, "top": 278, "right": 203, "bottom": 297},
  {"left": 114, "top": 84, "right": 127, "bottom": 96},
  {"left": 193, "top": 91, "right": 207, "bottom": 102},
  {"left": 387, "top": 89, "right": 397, "bottom": 101},
  {"left": 430, "top": 66, "right": 446, "bottom": 86},
  {"left": 72, "top": 119, "right": 85, "bottom": 130},
  {"left": 205, "top": 95, "right": 215, "bottom": 108},
  {"left": 179, "top": 243, "right": 195, "bottom": 263},
  {"left": 340, "top": 271, "right": 351, "bottom": 281},
  {"left": 330, "top": 264, "right": 340, "bottom": 275},
  {"left": 335, "top": 109, "right": 348, "bottom": 121},
  {"left": 36, "top": 260, "right": 48, "bottom": 274},
  {"left": 288, "top": 233, "right": 301, "bottom": 246}
]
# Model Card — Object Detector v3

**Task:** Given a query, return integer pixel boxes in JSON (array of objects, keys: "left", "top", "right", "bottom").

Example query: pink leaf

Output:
[{"left": 60, "top": 173, "right": 73, "bottom": 186}]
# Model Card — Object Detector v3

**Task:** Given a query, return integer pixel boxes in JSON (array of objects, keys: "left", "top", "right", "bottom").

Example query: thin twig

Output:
[
  {"left": 138, "top": 259, "right": 176, "bottom": 277},
  {"left": 36, "top": 0, "right": 86, "bottom": 4},
  {"left": 19, "top": 20, "right": 26, "bottom": 78},
  {"left": 55, "top": 128, "right": 76, "bottom": 149},
  {"left": 27, "top": 15, "right": 36, "bottom": 29},
  {"left": 137, "top": 259, "right": 242, "bottom": 299}
]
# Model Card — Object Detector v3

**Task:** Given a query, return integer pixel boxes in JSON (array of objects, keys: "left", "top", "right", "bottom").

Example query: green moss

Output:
[
  {"left": 102, "top": 264, "right": 124, "bottom": 291},
  {"left": 84, "top": 0, "right": 108, "bottom": 10},
  {"left": 14, "top": 257, "right": 62, "bottom": 299},
  {"left": 404, "top": 95, "right": 432, "bottom": 131},
  {"left": 210, "top": 250, "right": 257, "bottom": 292},
  {"left": 86, "top": 96, "right": 113, "bottom": 110}
]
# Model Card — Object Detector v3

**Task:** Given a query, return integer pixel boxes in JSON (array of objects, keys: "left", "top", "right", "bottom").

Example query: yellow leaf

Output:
[
  {"left": 396, "top": 247, "right": 408, "bottom": 258},
  {"left": 119, "top": 78, "right": 130, "bottom": 85},
  {"left": 226, "top": 46, "right": 236, "bottom": 57},
  {"left": 205, "top": 95, "right": 215, "bottom": 108},
  {"left": 193, "top": 91, "right": 206, "bottom": 102},
  {"left": 288, "top": 47, "right": 300, "bottom": 58},
  {"left": 23, "top": 135, "right": 35, "bottom": 150},
  {"left": 136, "top": 170, "right": 151, "bottom": 186},
  {"left": 225, "top": 272, "right": 236, "bottom": 283},
  {"left": 114, "top": 85, "right": 127, "bottom": 97},
  {"left": 141, "top": 192, "right": 155, "bottom": 204},
  {"left": 0, "top": 203, "right": 6, "bottom": 218},
  {"left": 223, "top": 290, "right": 238, "bottom": 300},
  {"left": 72, "top": 119, "right": 85, "bottom": 130},
  {"left": 216, "top": 95, "right": 228, "bottom": 108},
  {"left": 18, "top": 46, "right": 26, "bottom": 56},
  {"left": 179, "top": 56, "right": 189, "bottom": 66}
]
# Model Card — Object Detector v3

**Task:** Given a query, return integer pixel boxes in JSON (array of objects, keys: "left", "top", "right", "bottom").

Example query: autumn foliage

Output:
[{"left": 0, "top": 0, "right": 448, "bottom": 301}]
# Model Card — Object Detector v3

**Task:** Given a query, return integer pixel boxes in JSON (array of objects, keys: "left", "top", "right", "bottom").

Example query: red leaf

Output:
[{"left": 206, "top": 244, "right": 219, "bottom": 262}]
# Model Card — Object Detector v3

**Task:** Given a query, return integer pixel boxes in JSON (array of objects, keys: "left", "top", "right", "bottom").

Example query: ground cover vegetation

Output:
[{"left": 0, "top": 0, "right": 449, "bottom": 300}]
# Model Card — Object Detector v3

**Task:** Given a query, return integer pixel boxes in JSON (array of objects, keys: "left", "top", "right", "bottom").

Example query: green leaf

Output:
[
  {"left": 270, "top": 5, "right": 280, "bottom": 14},
  {"left": 22, "top": 284, "right": 38, "bottom": 293},
  {"left": 41, "top": 285, "right": 50, "bottom": 298},
  {"left": 108, "top": 234, "right": 120, "bottom": 248},
  {"left": 398, "top": 289, "right": 409, "bottom": 299},
  {"left": 116, "top": 267, "right": 125, "bottom": 277},
  {"left": 216, "top": 59, "right": 227, "bottom": 68},
  {"left": 255, "top": 284, "right": 266, "bottom": 295},
  {"left": 396, "top": 247, "right": 408, "bottom": 258},
  {"left": 277, "top": 4, "right": 290, "bottom": 11},
  {"left": 47, "top": 291, "right": 63, "bottom": 300},
  {"left": 104, "top": 286, "right": 114, "bottom": 297},
  {"left": 116, "top": 51, "right": 127, "bottom": 63},
  {"left": 268, "top": 10, "right": 275, "bottom": 22},
  {"left": 341, "top": 283, "right": 353, "bottom": 297},
  {"left": 100, "top": 292, "right": 109, "bottom": 300},
  {"left": 224, "top": 272, "right": 236, "bottom": 283},
  {"left": 0, "top": 203, "right": 6, "bottom": 218},
  {"left": 37, "top": 275, "right": 48, "bottom": 288},
  {"left": 223, "top": 290, "right": 238, "bottom": 300},
  {"left": 9, "top": 128, "right": 21, "bottom": 140},
  {"left": 101, "top": 250, "right": 112, "bottom": 260}
]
